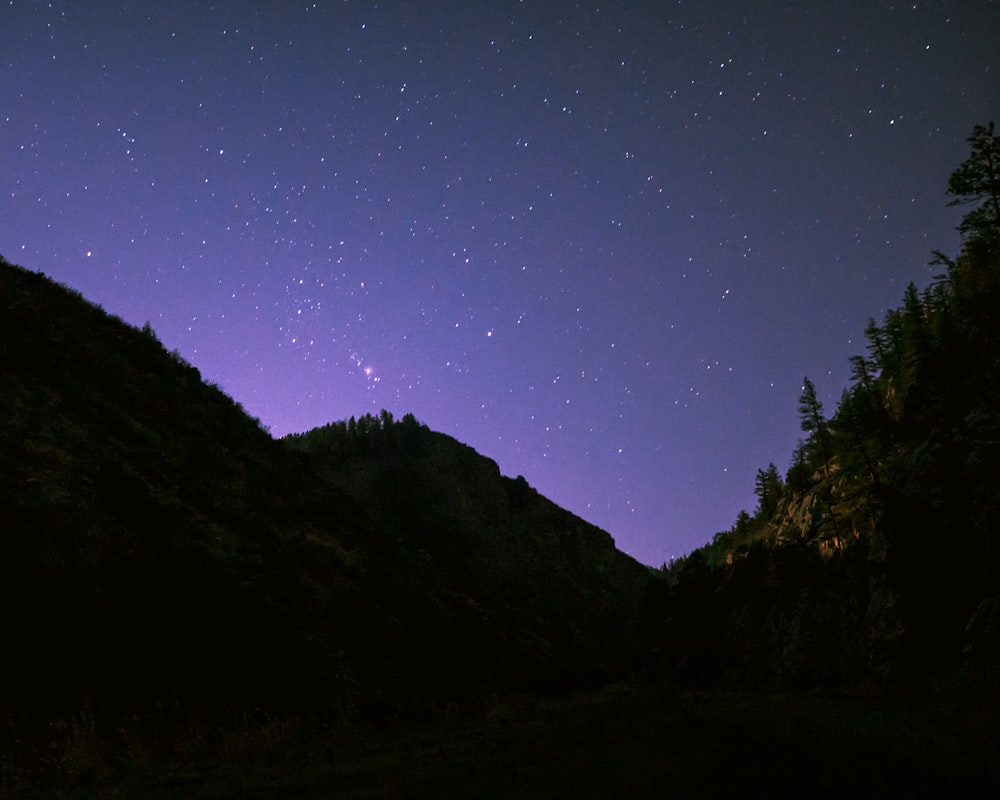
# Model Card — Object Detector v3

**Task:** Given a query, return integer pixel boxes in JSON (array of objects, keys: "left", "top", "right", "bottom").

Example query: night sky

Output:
[{"left": 2, "top": 1, "right": 997, "bottom": 566}]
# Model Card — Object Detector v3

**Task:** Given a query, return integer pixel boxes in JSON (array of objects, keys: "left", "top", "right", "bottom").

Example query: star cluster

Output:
[{"left": 2, "top": 1, "right": 996, "bottom": 565}]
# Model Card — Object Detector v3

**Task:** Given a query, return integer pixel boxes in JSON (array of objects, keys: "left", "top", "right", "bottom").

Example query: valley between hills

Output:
[{"left": 2, "top": 125, "right": 999, "bottom": 797}]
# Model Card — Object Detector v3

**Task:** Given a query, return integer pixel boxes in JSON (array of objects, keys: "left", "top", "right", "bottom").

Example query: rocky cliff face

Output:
[
  {"left": 286, "top": 416, "right": 652, "bottom": 690},
  {"left": 651, "top": 455, "right": 1000, "bottom": 693}
]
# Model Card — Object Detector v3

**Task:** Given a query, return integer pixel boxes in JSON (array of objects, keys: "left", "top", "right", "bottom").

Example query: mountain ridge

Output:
[{"left": 0, "top": 255, "right": 651, "bottom": 731}]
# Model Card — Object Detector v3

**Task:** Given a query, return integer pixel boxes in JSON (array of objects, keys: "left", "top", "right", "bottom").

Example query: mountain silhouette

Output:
[{"left": 0, "top": 255, "right": 650, "bottom": 729}]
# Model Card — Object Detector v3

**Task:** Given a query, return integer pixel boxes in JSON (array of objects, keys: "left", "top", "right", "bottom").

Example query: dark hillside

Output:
[
  {"left": 286, "top": 415, "right": 650, "bottom": 689},
  {"left": 644, "top": 123, "right": 1000, "bottom": 692},
  {"left": 0, "top": 256, "right": 650, "bottom": 744},
  {"left": 0, "top": 258, "right": 388, "bottom": 718}
]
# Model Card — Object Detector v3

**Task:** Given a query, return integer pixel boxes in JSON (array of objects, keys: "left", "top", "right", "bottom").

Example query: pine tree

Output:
[
  {"left": 947, "top": 122, "right": 1000, "bottom": 242},
  {"left": 754, "top": 463, "right": 784, "bottom": 520},
  {"left": 864, "top": 318, "right": 889, "bottom": 373},
  {"left": 849, "top": 354, "right": 876, "bottom": 394}
]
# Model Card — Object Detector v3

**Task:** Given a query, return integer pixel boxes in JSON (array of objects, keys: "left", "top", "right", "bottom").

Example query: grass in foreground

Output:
[{"left": 7, "top": 686, "right": 999, "bottom": 799}]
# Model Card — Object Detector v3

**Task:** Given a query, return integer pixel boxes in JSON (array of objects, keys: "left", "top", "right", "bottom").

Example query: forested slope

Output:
[{"left": 645, "top": 123, "right": 1000, "bottom": 691}]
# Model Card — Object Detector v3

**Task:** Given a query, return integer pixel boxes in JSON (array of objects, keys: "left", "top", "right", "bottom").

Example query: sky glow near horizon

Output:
[{"left": 2, "top": 1, "right": 997, "bottom": 565}]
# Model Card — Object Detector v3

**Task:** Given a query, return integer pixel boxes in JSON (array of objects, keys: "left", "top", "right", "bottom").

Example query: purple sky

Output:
[{"left": 2, "top": 1, "right": 996, "bottom": 566}]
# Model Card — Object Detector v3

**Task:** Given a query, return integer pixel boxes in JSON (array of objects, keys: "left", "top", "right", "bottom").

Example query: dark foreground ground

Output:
[{"left": 10, "top": 686, "right": 1000, "bottom": 799}]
